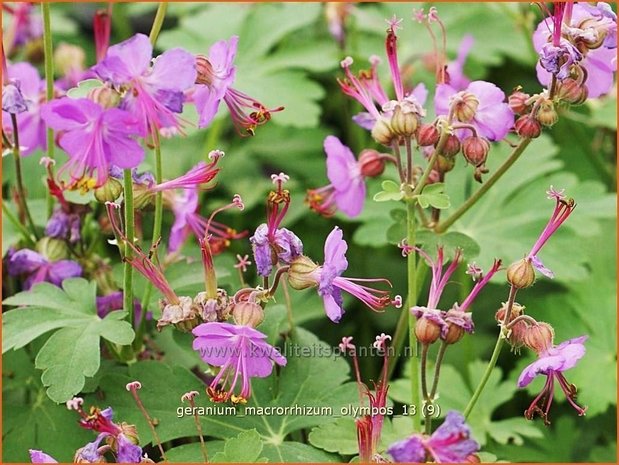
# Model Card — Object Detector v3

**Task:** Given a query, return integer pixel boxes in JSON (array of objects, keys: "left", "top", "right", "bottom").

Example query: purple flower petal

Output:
[
  {"left": 352, "top": 111, "right": 376, "bottom": 130},
  {"left": 530, "top": 254, "right": 554, "bottom": 279},
  {"left": 29, "top": 450, "right": 58, "bottom": 463},
  {"left": 146, "top": 48, "right": 198, "bottom": 93},
  {"left": 388, "top": 435, "right": 426, "bottom": 463},
  {"left": 323, "top": 226, "right": 348, "bottom": 275},
  {"left": 93, "top": 33, "right": 152, "bottom": 85},
  {"left": 48, "top": 260, "right": 82, "bottom": 286}
]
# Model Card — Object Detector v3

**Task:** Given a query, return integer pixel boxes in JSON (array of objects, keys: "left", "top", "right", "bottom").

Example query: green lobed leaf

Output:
[
  {"left": 2, "top": 278, "right": 134, "bottom": 402},
  {"left": 211, "top": 430, "right": 268, "bottom": 463}
]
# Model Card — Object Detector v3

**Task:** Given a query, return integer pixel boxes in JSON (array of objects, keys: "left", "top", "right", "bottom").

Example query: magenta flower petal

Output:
[
  {"left": 147, "top": 48, "right": 198, "bottom": 93},
  {"left": 325, "top": 136, "right": 356, "bottom": 190},
  {"left": 323, "top": 226, "right": 349, "bottom": 275},
  {"left": 29, "top": 450, "right": 58, "bottom": 463},
  {"left": 388, "top": 435, "right": 426, "bottom": 463},
  {"left": 322, "top": 291, "right": 344, "bottom": 323},
  {"left": 192, "top": 321, "right": 286, "bottom": 401},
  {"left": 194, "top": 84, "right": 227, "bottom": 128},
  {"left": 467, "top": 80, "right": 513, "bottom": 141},
  {"left": 41, "top": 98, "right": 143, "bottom": 186},
  {"left": 427, "top": 411, "right": 479, "bottom": 463},
  {"left": 169, "top": 189, "right": 199, "bottom": 252},
  {"left": 93, "top": 33, "right": 152, "bottom": 85}
]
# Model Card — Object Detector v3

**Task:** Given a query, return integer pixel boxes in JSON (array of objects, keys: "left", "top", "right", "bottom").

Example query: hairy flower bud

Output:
[
  {"left": 94, "top": 177, "right": 123, "bottom": 203},
  {"left": 508, "top": 90, "right": 530, "bottom": 115},
  {"left": 390, "top": 104, "right": 419, "bottom": 137},
  {"left": 524, "top": 322, "right": 555, "bottom": 354},
  {"left": 452, "top": 91, "right": 480, "bottom": 123},
  {"left": 232, "top": 301, "right": 265, "bottom": 328},
  {"left": 36, "top": 237, "right": 70, "bottom": 261},
  {"left": 416, "top": 123, "right": 440, "bottom": 146},
  {"left": 88, "top": 86, "right": 121, "bottom": 109},
  {"left": 358, "top": 149, "right": 386, "bottom": 177},
  {"left": 435, "top": 154, "right": 456, "bottom": 173},
  {"left": 536, "top": 99, "right": 559, "bottom": 127},
  {"left": 287, "top": 255, "right": 319, "bottom": 290},
  {"left": 415, "top": 317, "right": 441, "bottom": 345},
  {"left": 556, "top": 78, "right": 588, "bottom": 105},
  {"left": 443, "top": 323, "right": 464, "bottom": 345},
  {"left": 496, "top": 302, "right": 527, "bottom": 349},
  {"left": 506, "top": 258, "right": 536, "bottom": 289},
  {"left": 462, "top": 136, "right": 490, "bottom": 167},
  {"left": 371, "top": 118, "right": 395, "bottom": 146},
  {"left": 132, "top": 185, "right": 154, "bottom": 210},
  {"left": 515, "top": 115, "right": 542, "bottom": 139},
  {"left": 441, "top": 134, "right": 461, "bottom": 157}
]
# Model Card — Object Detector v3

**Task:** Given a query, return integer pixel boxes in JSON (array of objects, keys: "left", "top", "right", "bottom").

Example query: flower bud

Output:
[
  {"left": 371, "top": 118, "right": 395, "bottom": 147},
  {"left": 535, "top": 99, "right": 558, "bottom": 127},
  {"left": 443, "top": 323, "right": 464, "bottom": 345},
  {"left": 390, "top": 104, "right": 419, "bottom": 137},
  {"left": 452, "top": 91, "right": 480, "bottom": 123},
  {"left": 54, "top": 42, "right": 85, "bottom": 77},
  {"left": 287, "top": 255, "right": 319, "bottom": 290},
  {"left": 556, "top": 78, "right": 588, "bottom": 105},
  {"left": 462, "top": 136, "right": 490, "bottom": 167},
  {"left": 441, "top": 134, "right": 461, "bottom": 157},
  {"left": 524, "top": 322, "right": 555, "bottom": 354},
  {"left": 2, "top": 82, "right": 28, "bottom": 114},
  {"left": 495, "top": 302, "right": 527, "bottom": 349},
  {"left": 416, "top": 123, "right": 440, "bottom": 146},
  {"left": 88, "top": 86, "right": 121, "bottom": 109},
  {"left": 435, "top": 154, "right": 456, "bottom": 173},
  {"left": 132, "top": 185, "right": 154, "bottom": 210},
  {"left": 94, "top": 177, "right": 123, "bottom": 203},
  {"left": 36, "top": 237, "right": 70, "bottom": 261},
  {"left": 232, "top": 301, "right": 265, "bottom": 328},
  {"left": 506, "top": 258, "right": 536, "bottom": 289},
  {"left": 358, "top": 149, "right": 386, "bottom": 177},
  {"left": 514, "top": 115, "right": 542, "bottom": 139},
  {"left": 508, "top": 90, "right": 530, "bottom": 115},
  {"left": 195, "top": 55, "right": 214, "bottom": 85},
  {"left": 466, "top": 454, "right": 481, "bottom": 463},
  {"left": 415, "top": 317, "right": 441, "bottom": 345}
]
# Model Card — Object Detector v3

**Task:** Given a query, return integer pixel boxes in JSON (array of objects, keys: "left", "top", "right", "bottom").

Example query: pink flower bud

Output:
[
  {"left": 506, "top": 258, "right": 536, "bottom": 289},
  {"left": 416, "top": 123, "right": 440, "bottom": 146},
  {"left": 508, "top": 90, "right": 530, "bottom": 115},
  {"left": 358, "top": 149, "right": 386, "bottom": 177},
  {"left": 515, "top": 115, "right": 542, "bottom": 139},
  {"left": 441, "top": 134, "right": 461, "bottom": 157},
  {"left": 524, "top": 322, "right": 555, "bottom": 354},
  {"left": 462, "top": 136, "right": 490, "bottom": 167}
]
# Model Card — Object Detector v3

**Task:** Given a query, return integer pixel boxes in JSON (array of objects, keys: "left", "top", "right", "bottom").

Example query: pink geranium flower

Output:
[{"left": 41, "top": 97, "right": 144, "bottom": 188}]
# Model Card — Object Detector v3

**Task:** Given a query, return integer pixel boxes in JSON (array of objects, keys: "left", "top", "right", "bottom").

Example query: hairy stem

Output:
[
  {"left": 464, "top": 285, "right": 518, "bottom": 418},
  {"left": 41, "top": 2, "right": 56, "bottom": 218},
  {"left": 435, "top": 137, "right": 532, "bottom": 233},
  {"left": 387, "top": 262, "right": 428, "bottom": 379},
  {"left": 10, "top": 115, "right": 38, "bottom": 239},
  {"left": 123, "top": 170, "right": 135, "bottom": 327},
  {"left": 406, "top": 199, "right": 421, "bottom": 431}
]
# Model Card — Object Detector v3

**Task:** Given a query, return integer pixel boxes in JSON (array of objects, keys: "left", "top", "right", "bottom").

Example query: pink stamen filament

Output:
[
  {"left": 528, "top": 199, "right": 575, "bottom": 257},
  {"left": 458, "top": 259, "right": 502, "bottom": 312}
]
